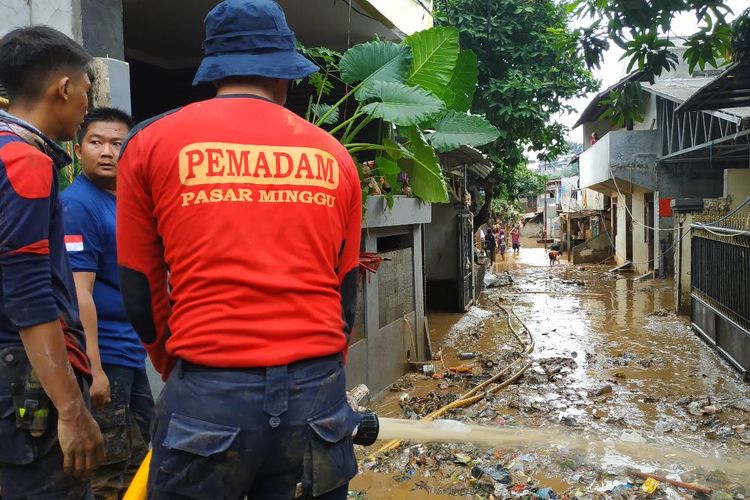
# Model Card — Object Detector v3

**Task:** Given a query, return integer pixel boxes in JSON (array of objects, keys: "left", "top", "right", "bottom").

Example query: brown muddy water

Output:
[{"left": 350, "top": 247, "right": 750, "bottom": 499}]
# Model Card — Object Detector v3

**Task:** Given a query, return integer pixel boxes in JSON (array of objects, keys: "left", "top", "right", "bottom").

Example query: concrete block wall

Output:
[{"left": 377, "top": 248, "right": 415, "bottom": 327}]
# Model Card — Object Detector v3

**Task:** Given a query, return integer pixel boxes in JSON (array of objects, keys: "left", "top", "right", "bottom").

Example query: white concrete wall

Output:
[
  {"left": 615, "top": 195, "right": 628, "bottom": 266},
  {"left": 362, "top": 0, "right": 433, "bottom": 35},
  {"left": 0, "top": 0, "right": 81, "bottom": 41},
  {"left": 724, "top": 168, "right": 750, "bottom": 214},
  {"left": 633, "top": 92, "right": 657, "bottom": 131},
  {"left": 580, "top": 133, "right": 611, "bottom": 189}
]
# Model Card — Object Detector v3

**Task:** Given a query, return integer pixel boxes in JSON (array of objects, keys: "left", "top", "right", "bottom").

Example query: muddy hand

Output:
[
  {"left": 58, "top": 402, "right": 105, "bottom": 478},
  {"left": 89, "top": 368, "right": 111, "bottom": 410}
]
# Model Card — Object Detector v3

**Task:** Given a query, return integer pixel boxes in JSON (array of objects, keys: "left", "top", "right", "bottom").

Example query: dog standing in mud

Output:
[{"left": 548, "top": 249, "right": 560, "bottom": 266}]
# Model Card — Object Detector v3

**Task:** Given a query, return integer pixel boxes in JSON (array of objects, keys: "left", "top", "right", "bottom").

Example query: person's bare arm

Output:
[
  {"left": 20, "top": 321, "right": 104, "bottom": 478},
  {"left": 72, "top": 272, "right": 110, "bottom": 410}
]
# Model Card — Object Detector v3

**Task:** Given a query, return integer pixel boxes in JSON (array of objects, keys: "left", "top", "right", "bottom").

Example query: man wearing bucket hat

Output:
[{"left": 116, "top": 0, "right": 362, "bottom": 498}]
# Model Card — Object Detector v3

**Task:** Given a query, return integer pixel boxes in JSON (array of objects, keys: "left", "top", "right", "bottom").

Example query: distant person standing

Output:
[
  {"left": 485, "top": 228, "right": 497, "bottom": 265},
  {"left": 498, "top": 232, "right": 507, "bottom": 261},
  {"left": 511, "top": 225, "right": 521, "bottom": 254}
]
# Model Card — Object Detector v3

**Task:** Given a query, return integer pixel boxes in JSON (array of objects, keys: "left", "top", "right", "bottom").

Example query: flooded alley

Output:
[{"left": 350, "top": 246, "right": 750, "bottom": 499}]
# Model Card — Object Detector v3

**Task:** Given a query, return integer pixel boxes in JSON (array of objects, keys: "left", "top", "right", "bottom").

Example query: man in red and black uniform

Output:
[
  {"left": 117, "top": 1, "right": 362, "bottom": 498},
  {"left": 0, "top": 26, "right": 104, "bottom": 498}
]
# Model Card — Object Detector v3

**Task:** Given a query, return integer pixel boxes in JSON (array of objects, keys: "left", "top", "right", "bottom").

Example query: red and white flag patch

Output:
[{"left": 64, "top": 235, "right": 84, "bottom": 252}]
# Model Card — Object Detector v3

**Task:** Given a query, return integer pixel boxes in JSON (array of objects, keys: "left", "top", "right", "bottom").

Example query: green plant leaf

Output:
[
  {"left": 340, "top": 40, "right": 412, "bottom": 91},
  {"left": 443, "top": 50, "right": 478, "bottom": 112},
  {"left": 405, "top": 26, "right": 460, "bottom": 100},
  {"left": 383, "top": 138, "right": 407, "bottom": 160},
  {"left": 310, "top": 103, "right": 339, "bottom": 125},
  {"left": 374, "top": 156, "right": 401, "bottom": 175},
  {"left": 398, "top": 127, "right": 449, "bottom": 203},
  {"left": 361, "top": 82, "right": 445, "bottom": 126},
  {"left": 427, "top": 111, "right": 500, "bottom": 152}
]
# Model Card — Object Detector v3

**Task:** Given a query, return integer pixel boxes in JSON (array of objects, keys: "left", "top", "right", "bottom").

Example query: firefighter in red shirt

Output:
[{"left": 116, "top": 1, "right": 363, "bottom": 498}]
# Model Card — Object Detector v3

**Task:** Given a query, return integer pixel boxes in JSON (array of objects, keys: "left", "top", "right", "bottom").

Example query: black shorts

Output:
[{"left": 512, "top": 243, "right": 520, "bottom": 250}]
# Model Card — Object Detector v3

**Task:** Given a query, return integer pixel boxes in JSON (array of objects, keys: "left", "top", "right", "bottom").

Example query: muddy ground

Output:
[{"left": 349, "top": 246, "right": 750, "bottom": 499}]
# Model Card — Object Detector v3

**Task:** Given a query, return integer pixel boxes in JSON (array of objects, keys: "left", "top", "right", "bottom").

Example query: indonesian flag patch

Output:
[{"left": 64, "top": 235, "right": 84, "bottom": 252}]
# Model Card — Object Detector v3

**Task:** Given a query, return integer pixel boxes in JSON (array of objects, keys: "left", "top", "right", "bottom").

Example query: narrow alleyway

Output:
[{"left": 350, "top": 246, "right": 750, "bottom": 499}]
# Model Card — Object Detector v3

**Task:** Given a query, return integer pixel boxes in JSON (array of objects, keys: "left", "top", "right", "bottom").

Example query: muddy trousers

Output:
[
  {"left": 92, "top": 364, "right": 154, "bottom": 500},
  {"left": 148, "top": 354, "right": 361, "bottom": 500},
  {"left": 0, "top": 346, "right": 93, "bottom": 500}
]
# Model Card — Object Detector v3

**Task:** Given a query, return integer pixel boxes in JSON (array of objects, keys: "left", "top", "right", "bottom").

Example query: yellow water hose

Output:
[
  {"left": 124, "top": 300, "right": 534, "bottom": 495},
  {"left": 370, "top": 300, "right": 534, "bottom": 457},
  {"left": 0, "top": 96, "right": 8, "bottom": 109},
  {"left": 123, "top": 449, "right": 151, "bottom": 500}
]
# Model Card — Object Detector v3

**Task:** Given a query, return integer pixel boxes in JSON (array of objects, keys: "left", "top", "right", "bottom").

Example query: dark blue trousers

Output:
[
  {"left": 148, "top": 354, "right": 360, "bottom": 500},
  {"left": 92, "top": 364, "right": 153, "bottom": 499},
  {"left": 0, "top": 346, "right": 93, "bottom": 500}
]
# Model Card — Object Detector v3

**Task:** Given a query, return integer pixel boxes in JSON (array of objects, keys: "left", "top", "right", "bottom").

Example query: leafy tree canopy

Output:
[
  {"left": 575, "top": 0, "right": 749, "bottom": 81},
  {"left": 435, "top": 0, "right": 596, "bottom": 226}
]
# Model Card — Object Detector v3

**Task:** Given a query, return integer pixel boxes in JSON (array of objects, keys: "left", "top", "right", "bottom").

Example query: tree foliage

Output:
[
  {"left": 302, "top": 27, "right": 500, "bottom": 206},
  {"left": 573, "top": 0, "right": 738, "bottom": 80},
  {"left": 435, "top": 0, "right": 596, "bottom": 227}
]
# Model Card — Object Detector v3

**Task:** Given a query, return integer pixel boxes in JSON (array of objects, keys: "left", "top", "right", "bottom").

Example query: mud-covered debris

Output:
[
  {"left": 592, "top": 408, "right": 608, "bottom": 419},
  {"left": 608, "top": 482, "right": 636, "bottom": 497},
  {"left": 562, "top": 279, "right": 586, "bottom": 286},
  {"left": 587, "top": 384, "right": 613, "bottom": 398},
  {"left": 535, "top": 486, "right": 558, "bottom": 499},
  {"left": 732, "top": 400, "right": 750, "bottom": 412},
  {"left": 640, "top": 476, "right": 660, "bottom": 494},
  {"left": 493, "top": 483, "right": 510, "bottom": 497},
  {"left": 687, "top": 401, "right": 723, "bottom": 416},
  {"left": 734, "top": 424, "right": 750, "bottom": 445},
  {"left": 524, "top": 365, "right": 549, "bottom": 385},
  {"left": 539, "top": 357, "right": 577, "bottom": 377},
  {"left": 710, "top": 491, "right": 735, "bottom": 500},
  {"left": 647, "top": 308, "right": 672, "bottom": 317},
  {"left": 655, "top": 419, "right": 675, "bottom": 434},
  {"left": 454, "top": 453, "right": 471, "bottom": 465},
  {"left": 459, "top": 352, "right": 477, "bottom": 360}
]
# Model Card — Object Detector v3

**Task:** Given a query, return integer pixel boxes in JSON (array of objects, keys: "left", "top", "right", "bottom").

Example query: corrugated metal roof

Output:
[
  {"left": 438, "top": 145, "right": 493, "bottom": 178},
  {"left": 645, "top": 77, "right": 750, "bottom": 119},
  {"left": 676, "top": 61, "right": 750, "bottom": 113}
]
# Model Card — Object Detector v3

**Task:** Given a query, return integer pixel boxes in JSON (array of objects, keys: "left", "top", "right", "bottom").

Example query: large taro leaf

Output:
[
  {"left": 444, "top": 50, "right": 478, "bottom": 112},
  {"left": 361, "top": 82, "right": 445, "bottom": 126},
  {"left": 340, "top": 40, "right": 412, "bottom": 97},
  {"left": 405, "top": 26, "right": 460, "bottom": 101},
  {"left": 427, "top": 111, "right": 500, "bottom": 152},
  {"left": 397, "top": 127, "right": 449, "bottom": 203}
]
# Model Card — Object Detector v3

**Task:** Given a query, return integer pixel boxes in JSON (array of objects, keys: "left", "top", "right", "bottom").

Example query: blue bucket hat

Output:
[{"left": 193, "top": 0, "right": 319, "bottom": 85}]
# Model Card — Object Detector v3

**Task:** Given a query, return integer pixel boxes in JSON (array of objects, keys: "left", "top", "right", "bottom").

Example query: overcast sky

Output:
[{"left": 558, "top": 0, "right": 747, "bottom": 144}]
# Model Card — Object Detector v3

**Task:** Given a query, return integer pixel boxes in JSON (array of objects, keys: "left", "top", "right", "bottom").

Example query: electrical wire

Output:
[
  {"left": 595, "top": 196, "right": 750, "bottom": 267},
  {"left": 608, "top": 166, "right": 672, "bottom": 232},
  {"left": 414, "top": 0, "right": 434, "bottom": 16},
  {"left": 337, "top": 0, "right": 378, "bottom": 21}
]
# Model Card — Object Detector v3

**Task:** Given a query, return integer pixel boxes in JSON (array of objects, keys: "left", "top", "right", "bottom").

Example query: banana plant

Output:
[{"left": 303, "top": 27, "right": 499, "bottom": 205}]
